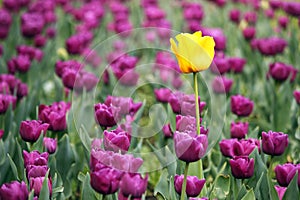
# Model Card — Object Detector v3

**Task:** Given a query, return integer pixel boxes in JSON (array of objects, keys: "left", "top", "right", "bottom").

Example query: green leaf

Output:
[
  {"left": 81, "top": 173, "right": 98, "bottom": 200},
  {"left": 282, "top": 171, "right": 300, "bottom": 200},
  {"left": 31, "top": 132, "right": 44, "bottom": 152},
  {"left": 39, "top": 170, "right": 50, "bottom": 200},
  {"left": 167, "top": 104, "right": 176, "bottom": 133},
  {"left": 168, "top": 176, "right": 177, "bottom": 200},
  {"left": 237, "top": 184, "right": 247, "bottom": 200},
  {"left": 7, "top": 153, "right": 19, "bottom": 180},
  {"left": 28, "top": 190, "right": 35, "bottom": 200},
  {"left": 267, "top": 175, "right": 279, "bottom": 200},
  {"left": 0, "top": 140, "right": 5, "bottom": 165},
  {"left": 79, "top": 125, "right": 92, "bottom": 153},
  {"left": 241, "top": 189, "right": 255, "bottom": 200},
  {"left": 210, "top": 174, "right": 230, "bottom": 200},
  {"left": 154, "top": 169, "right": 169, "bottom": 200}
]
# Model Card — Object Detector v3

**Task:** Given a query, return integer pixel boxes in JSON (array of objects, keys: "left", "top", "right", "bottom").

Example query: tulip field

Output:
[{"left": 1, "top": 0, "right": 300, "bottom": 199}]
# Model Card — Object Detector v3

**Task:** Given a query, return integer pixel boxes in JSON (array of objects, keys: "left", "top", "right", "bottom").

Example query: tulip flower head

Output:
[{"left": 170, "top": 31, "right": 215, "bottom": 73}]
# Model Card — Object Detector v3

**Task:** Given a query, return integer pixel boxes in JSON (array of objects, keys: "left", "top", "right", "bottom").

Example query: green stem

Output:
[
  {"left": 180, "top": 162, "right": 190, "bottom": 200},
  {"left": 193, "top": 72, "right": 200, "bottom": 135},
  {"left": 268, "top": 156, "right": 274, "bottom": 178}
]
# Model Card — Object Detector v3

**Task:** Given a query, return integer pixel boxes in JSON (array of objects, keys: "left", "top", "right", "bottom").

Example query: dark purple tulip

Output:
[
  {"left": 0, "top": 94, "right": 17, "bottom": 114},
  {"left": 270, "top": 0, "right": 282, "bottom": 10},
  {"left": 27, "top": 165, "right": 48, "bottom": 178},
  {"left": 230, "top": 156, "right": 254, "bottom": 179},
  {"left": 265, "top": 9, "right": 275, "bottom": 19},
  {"left": 230, "top": 121, "right": 248, "bottom": 139},
  {"left": 34, "top": 35, "right": 47, "bottom": 47},
  {"left": 154, "top": 88, "right": 172, "bottom": 103},
  {"left": 0, "top": 81, "right": 10, "bottom": 94},
  {"left": 21, "top": 12, "right": 45, "bottom": 38},
  {"left": 212, "top": 76, "right": 233, "bottom": 94},
  {"left": 61, "top": 68, "right": 80, "bottom": 90},
  {"left": 242, "top": 26, "right": 256, "bottom": 41},
  {"left": 9, "top": 55, "right": 31, "bottom": 73},
  {"left": 91, "top": 165, "right": 123, "bottom": 195},
  {"left": 267, "top": 62, "right": 298, "bottom": 82},
  {"left": 294, "top": 90, "right": 300, "bottom": 105},
  {"left": 174, "top": 175, "right": 205, "bottom": 197},
  {"left": 0, "top": 129, "right": 3, "bottom": 139},
  {"left": 278, "top": 16, "right": 289, "bottom": 29},
  {"left": 0, "top": 9, "right": 12, "bottom": 39},
  {"left": 46, "top": 27, "right": 56, "bottom": 38},
  {"left": 244, "top": 11, "right": 257, "bottom": 24},
  {"left": 262, "top": 131, "right": 288, "bottom": 156},
  {"left": 19, "top": 120, "right": 49, "bottom": 142},
  {"left": 43, "top": 137, "right": 57, "bottom": 154},
  {"left": 283, "top": 2, "right": 300, "bottom": 17},
  {"left": 228, "top": 57, "right": 246, "bottom": 73},
  {"left": 55, "top": 60, "right": 82, "bottom": 78},
  {"left": 211, "top": 56, "right": 230, "bottom": 75},
  {"left": 232, "top": 139, "right": 257, "bottom": 157},
  {"left": 23, "top": 150, "right": 49, "bottom": 167},
  {"left": 66, "top": 32, "right": 92, "bottom": 55},
  {"left": 275, "top": 163, "right": 299, "bottom": 187},
  {"left": 231, "top": 95, "right": 254, "bottom": 117},
  {"left": 103, "top": 129, "right": 130, "bottom": 153},
  {"left": 229, "top": 9, "right": 240, "bottom": 23},
  {"left": 94, "top": 103, "right": 119, "bottom": 127},
  {"left": 29, "top": 176, "right": 52, "bottom": 197},
  {"left": 0, "top": 181, "right": 28, "bottom": 200},
  {"left": 16, "top": 82, "right": 28, "bottom": 99},
  {"left": 275, "top": 186, "right": 287, "bottom": 200},
  {"left": 174, "top": 131, "right": 208, "bottom": 163},
  {"left": 257, "top": 37, "right": 287, "bottom": 56},
  {"left": 219, "top": 138, "right": 238, "bottom": 158},
  {"left": 119, "top": 173, "right": 148, "bottom": 198},
  {"left": 38, "top": 101, "right": 70, "bottom": 131}
]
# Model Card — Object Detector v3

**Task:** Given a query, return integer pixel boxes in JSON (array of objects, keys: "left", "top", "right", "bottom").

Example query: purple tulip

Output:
[
  {"left": 94, "top": 103, "right": 119, "bottom": 127},
  {"left": 90, "top": 164, "right": 123, "bottom": 195},
  {"left": 175, "top": 115, "right": 208, "bottom": 136},
  {"left": 262, "top": 131, "right": 288, "bottom": 156},
  {"left": 275, "top": 163, "right": 299, "bottom": 187},
  {"left": 16, "top": 45, "right": 43, "bottom": 61},
  {"left": 275, "top": 186, "right": 287, "bottom": 200},
  {"left": 174, "top": 131, "right": 208, "bottom": 163},
  {"left": 23, "top": 150, "right": 49, "bottom": 167},
  {"left": 0, "top": 129, "right": 3, "bottom": 139},
  {"left": 294, "top": 90, "right": 300, "bottom": 105},
  {"left": 230, "top": 121, "right": 249, "bottom": 139},
  {"left": 230, "top": 156, "right": 254, "bottom": 179},
  {"left": 119, "top": 173, "right": 148, "bottom": 198},
  {"left": 103, "top": 129, "right": 130, "bottom": 153},
  {"left": 0, "top": 9, "right": 12, "bottom": 39},
  {"left": 283, "top": 2, "right": 300, "bottom": 17},
  {"left": 256, "top": 37, "right": 287, "bottom": 56},
  {"left": 212, "top": 76, "right": 233, "bottom": 94},
  {"left": 270, "top": 0, "right": 282, "bottom": 10},
  {"left": 267, "top": 62, "right": 298, "bottom": 82},
  {"left": 0, "top": 181, "right": 28, "bottom": 200},
  {"left": 174, "top": 175, "right": 205, "bottom": 197},
  {"left": 278, "top": 16, "right": 289, "bottom": 29},
  {"left": 265, "top": 9, "right": 275, "bottom": 19},
  {"left": 244, "top": 11, "right": 257, "bottom": 24},
  {"left": 38, "top": 101, "right": 70, "bottom": 131},
  {"left": 242, "top": 26, "right": 256, "bottom": 41},
  {"left": 0, "top": 94, "right": 17, "bottom": 114},
  {"left": 169, "top": 92, "right": 206, "bottom": 117},
  {"left": 231, "top": 95, "right": 254, "bottom": 117},
  {"left": 43, "top": 137, "right": 57, "bottom": 154},
  {"left": 229, "top": 9, "right": 240, "bottom": 23},
  {"left": 154, "top": 88, "right": 172, "bottom": 103},
  {"left": 219, "top": 138, "right": 238, "bottom": 158},
  {"left": 228, "top": 57, "right": 246, "bottom": 73},
  {"left": 19, "top": 120, "right": 49, "bottom": 142},
  {"left": 162, "top": 124, "right": 173, "bottom": 138},
  {"left": 232, "top": 139, "right": 257, "bottom": 157},
  {"left": 104, "top": 96, "right": 142, "bottom": 117},
  {"left": 34, "top": 35, "right": 47, "bottom": 47},
  {"left": 66, "top": 32, "right": 92, "bottom": 55},
  {"left": 55, "top": 60, "right": 82, "bottom": 78},
  {"left": 27, "top": 165, "right": 48, "bottom": 178},
  {"left": 29, "top": 176, "right": 52, "bottom": 197},
  {"left": 211, "top": 56, "right": 230, "bottom": 75},
  {"left": 21, "top": 12, "right": 45, "bottom": 38},
  {"left": 8, "top": 55, "right": 31, "bottom": 73},
  {"left": 16, "top": 82, "right": 28, "bottom": 99}
]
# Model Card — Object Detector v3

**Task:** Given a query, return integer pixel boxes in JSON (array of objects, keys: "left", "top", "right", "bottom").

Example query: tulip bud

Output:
[
  {"left": 294, "top": 90, "right": 300, "bottom": 105},
  {"left": 275, "top": 163, "right": 299, "bottom": 187},
  {"left": 94, "top": 103, "right": 119, "bottom": 127},
  {"left": 231, "top": 95, "right": 254, "bottom": 117},
  {"left": 19, "top": 120, "right": 49, "bottom": 142},
  {"left": 229, "top": 156, "right": 254, "bottom": 179},
  {"left": 0, "top": 129, "right": 4, "bottom": 139},
  {"left": 119, "top": 173, "right": 148, "bottom": 198},
  {"left": 262, "top": 131, "right": 288, "bottom": 156},
  {"left": 29, "top": 176, "right": 52, "bottom": 197},
  {"left": 228, "top": 57, "right": 246, "bottom": 73},
  {"left": 43, "top": 137, "right": 57, "bottom": 154},
  {"left": 174, "top": 174, "right": 205, "bottom": 197},
  {"left": 174, "top": 131, "right": 208, "bottom": 163},
  {"left": 230, "top": 121, "right": 248, "bottom": 139},
  {"left": 275, "top": 186, "right": 287, "bottom": 200}
]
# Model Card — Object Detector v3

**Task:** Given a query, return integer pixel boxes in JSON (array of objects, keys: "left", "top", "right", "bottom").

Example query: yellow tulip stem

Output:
[
  {"left": 180, "top": 162, "right": 190, "bottom": 200},
  {"left": 193, "top": 72, "right": 201, "bottom": 135}
]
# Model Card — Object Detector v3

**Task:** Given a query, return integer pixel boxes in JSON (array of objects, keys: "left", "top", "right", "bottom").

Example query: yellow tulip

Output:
[{"left": 170, "top": 31, "right": 215, "bottom": 73}]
